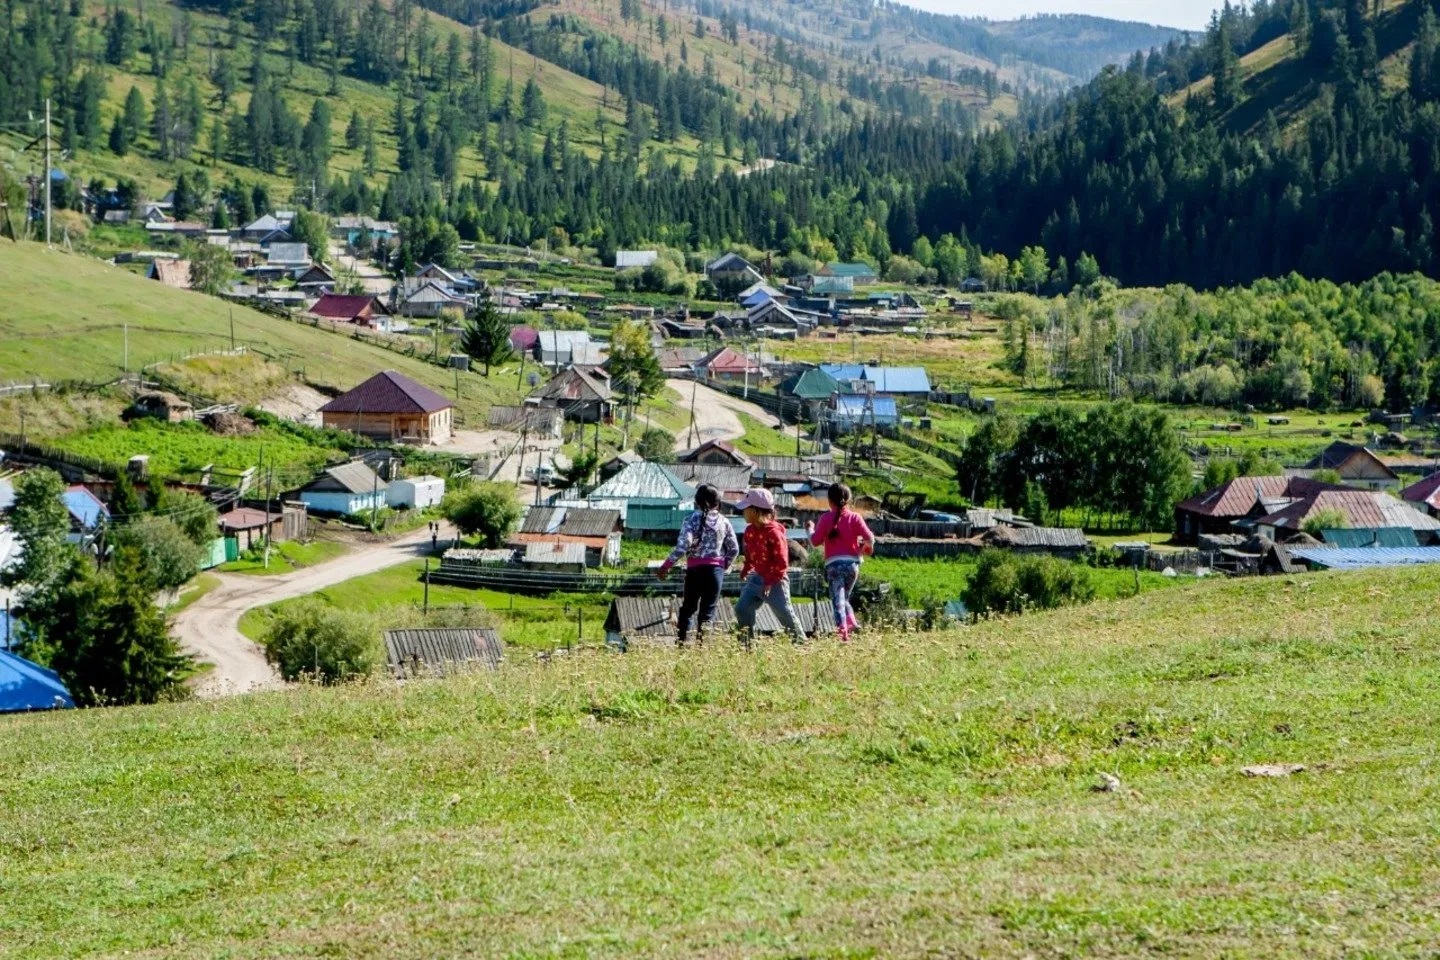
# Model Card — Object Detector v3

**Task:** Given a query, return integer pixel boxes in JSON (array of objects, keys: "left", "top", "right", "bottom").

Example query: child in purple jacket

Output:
[
  {"left": 809, "top": 483, "right": 874, "bottom": 641},
  {"left": 657, "top": 484, "right": 739, "bottom": 646}
]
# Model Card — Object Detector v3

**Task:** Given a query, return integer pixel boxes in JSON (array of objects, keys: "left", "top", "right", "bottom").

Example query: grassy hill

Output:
[
  {"left": 4, "top": 567, "right": 1440, "bottom": 956},
  {"left": 0, "top": 241, "right": 522, "bottom": 423}
]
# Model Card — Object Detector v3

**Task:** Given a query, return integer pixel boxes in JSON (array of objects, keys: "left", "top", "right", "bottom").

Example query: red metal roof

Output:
[
  {"left": 1175, "top": 475, "right": 1345, "bottom": 518},
  {"left": 701, "top": 347, "right": 763, "bottom": 374},
  {"left": 310, "top": 293, "right": 382, "bottom": 320},
  {"left": 1401, "top": 471, "right": 1440, "bottom": 510},
  {"left": 319, "top": 370, "right": 454, "bottom": 415}
]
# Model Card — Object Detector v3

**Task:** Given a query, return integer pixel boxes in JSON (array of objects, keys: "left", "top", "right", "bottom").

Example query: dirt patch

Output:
[{"left": 257, "top": 383, "right": 330, "bottom": 425}]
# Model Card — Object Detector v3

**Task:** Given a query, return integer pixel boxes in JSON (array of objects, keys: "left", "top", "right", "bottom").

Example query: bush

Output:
[
  {"left": 961, "top": 550, "right": 1095, "bottom": 618},
  {"left": 443, "top": 483, "right": 521, "bottom": 546},
  {"left": 262, "top": 600, "right": 378, "bottom": 683},
  {"left": 110, "top": 517, "right": 205, "bottom": 591},
  {"left": 636, "top": 427, "right": 676, "bottom": 462}
]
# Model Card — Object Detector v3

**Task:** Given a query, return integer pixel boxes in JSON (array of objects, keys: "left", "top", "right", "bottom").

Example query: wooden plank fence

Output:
[{"left": 432, "top": 561, "right": 826, "bottom": 598}]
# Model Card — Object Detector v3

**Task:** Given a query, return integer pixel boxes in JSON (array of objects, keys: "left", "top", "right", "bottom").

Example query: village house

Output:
[
  {"left": 218, "top": 505, "right": 299, "bottom": 551},
  {"left": 529, "top": 365, "right": 613, "bottom": 423},
  {"left": 656, "top": 346, "right": 705, "bottom": 376},
  {"left": 704, "top": 252, "right": 765, "bottom": 290},
  {"left": 319, "top": 370, "right": 455, "bottom": 445},
  {"left": 579, "top": 462, "right": 695, "bottom": 535},
  {"left": 1401, "top": 471, "right": 1440, "bottom": 517},
  {"left": 293, "top": 262, "right": 335, "bottom": 293},
  {"left": 806, "top": 274, "right": 855, "bottom": 297},
  {"left": 752, "top": 454, "right": 837, "bottom": 486},
  {"left": 308, "top": 293, "right": 393, "bottom": 330},
  {"left": 679, "top": 438, "right": 755, "bottom": 468},
  {"left": 669, "top": 463, "right": 754, "bottom": 503},
  {"left": 829, "top": 394, "right": 899, "bottom": 433},
  {"left": 260, "top": 242, "right": 312, "bottom": 279},
  {"left": 536, "top": 330, "right": 598, "bottom": 369},
  {"left": 388, "top": 475, "right": 446, "bottom": 510},
  {"left": 522, "top": 540, "right": 588, "bottom": 573},
  {"left": 62, "top": 486, "right": 109, "bottom": 547},
  {"left": 818, "top": 261, "right": 879, "bottom": 286},
  {"left": 1249, "top": 488, "right": 1440, "bottom": 543},
  {"left": 296, "top": 462, "right": 388, "bottom": 517},
  {"left": 146, "top": 259, "right": 191, "bottom": 289},
  {"left": 1288, "top": 441, "right": 1401, "bottom": 490},
  {"left": 819, "top": 364, "right": 932, "bottom": 398},
  {"left": 1173, "top": 475, "right": 1351, "bottom": 543},
  {"left": 395, "top": 279, "right": 470, "bottom": 319},
  {"left": 239, "top": 213, "right": 292, "bottom": 242},
  {"left": 697, "top": 346, "right": 766, "bottom": 384},
  {"left": 614, "top": 250, "right": 659, "bottom": 270},
  {"left": 778, "top": 367, "right": 841, "bottom": 419},
  {"left": 510, "top": 506, "right": 623, "bottom": 567}
]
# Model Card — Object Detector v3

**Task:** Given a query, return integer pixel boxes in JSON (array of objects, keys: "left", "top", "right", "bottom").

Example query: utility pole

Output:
[
  {"left": 122, "top": 324, "right": 128, "bottom": 374},
  {"left": 229, "top": 309, "right": 236, "bottom": 350},
  {"left": 423, "top": 557, "right": 431, "bottom": 614},
  {"left": 44, "top": 98, "right": 52, "bottom": 247},
  {"left": 687, "top": 379, "right": 698, "bottom": 448}
]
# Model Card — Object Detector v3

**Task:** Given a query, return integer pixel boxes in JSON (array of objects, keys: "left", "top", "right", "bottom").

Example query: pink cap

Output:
[{"left": 734, "top": 487, "right": 776, "bottom": 512}]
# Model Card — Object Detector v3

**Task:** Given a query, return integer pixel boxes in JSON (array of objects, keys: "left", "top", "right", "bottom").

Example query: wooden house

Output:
[
  {"left": 296, "top": 462, "right": 388, "bottom": 516},
  {"left": 309, "top": 293, "right": 392, "bottom": 329},
  {"left": 529, "top": 366, "right": 613, "bottom": 423},
  {"left": 679, "top": 439, "right": 754, "bottom": 468},
  {"left": 1173, "top": 475, "right": 1351, "bottom": 543},
  {"left": 319, "top": 370, "right": 455, "bottom": 444},
  {"left": 1401, "top": 471, "right": 1440, "bottom": 517},
  {"left": 146, "top": 259, "right": 191, "bottom": 289},
  {"left": 697, "top": 346, "right": 765, "bottom": 383},
  {"left": 1293, "top": 441, "right": 1401, "bottom": 490}
]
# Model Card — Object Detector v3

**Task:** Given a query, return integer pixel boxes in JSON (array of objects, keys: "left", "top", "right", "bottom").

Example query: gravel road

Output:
[{"left": 175, "top": 526, "right": 447, "bottom": 697}]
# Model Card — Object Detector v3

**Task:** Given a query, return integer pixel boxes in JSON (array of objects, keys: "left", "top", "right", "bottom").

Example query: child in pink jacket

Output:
[{"left": 809, "top": 483, "right": 874, "bottom": 641}]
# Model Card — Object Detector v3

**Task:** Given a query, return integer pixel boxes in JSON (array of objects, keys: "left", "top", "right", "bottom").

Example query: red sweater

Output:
[{"left": 741, "top": 520, "right": 790, "bottom": 586}]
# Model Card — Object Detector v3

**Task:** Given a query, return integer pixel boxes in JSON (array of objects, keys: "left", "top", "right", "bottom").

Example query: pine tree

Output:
[{"left": 460, "top": 300, "right": 514, "bottom": 376}]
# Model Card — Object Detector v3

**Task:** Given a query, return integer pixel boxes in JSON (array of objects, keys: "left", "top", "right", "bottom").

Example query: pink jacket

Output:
[{"left": 810, "top": 508, "right": 874, "bottom": 564}]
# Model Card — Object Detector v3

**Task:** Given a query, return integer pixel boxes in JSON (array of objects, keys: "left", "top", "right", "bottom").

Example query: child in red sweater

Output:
[{"left": 734, "top": 487, "right": 805, "bottom": 645}]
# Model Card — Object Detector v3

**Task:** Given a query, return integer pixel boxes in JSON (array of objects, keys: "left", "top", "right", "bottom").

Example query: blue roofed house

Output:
[
  {"left": 297, "top": 462, "right": 389, "bottom": 517},
  {"left": 62, "top": 486, "right": 108, "bottom": 546},
  {"left": 830, "top": 394, "right": 899, "bottom": 433},
  {"left": 819, "top": 364, "right": 931, "bottom": 398},
  {"left": 0, "top": 647, "right": 74, "bottom": 713}
]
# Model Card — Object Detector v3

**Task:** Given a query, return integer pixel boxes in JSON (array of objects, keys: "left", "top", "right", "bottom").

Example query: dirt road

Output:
[
  {"left": 666, "top": 379, "right": 796, "bottom": 450},
  {"left": 175, "top": 526, "right": 448, "bottom": 698}
]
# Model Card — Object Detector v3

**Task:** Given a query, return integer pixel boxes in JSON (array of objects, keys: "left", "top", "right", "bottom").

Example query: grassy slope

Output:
[
  {"left": 0, "top": 242, "right": 522, "bottom": 423},
  {"left": 5, "top": 567, "right": 1440, "bottom": 956}
]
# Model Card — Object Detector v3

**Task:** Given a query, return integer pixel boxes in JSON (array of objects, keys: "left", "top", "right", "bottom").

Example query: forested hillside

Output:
[{"left": 6, "top": 0, "right": 1440, "bottom": 296}]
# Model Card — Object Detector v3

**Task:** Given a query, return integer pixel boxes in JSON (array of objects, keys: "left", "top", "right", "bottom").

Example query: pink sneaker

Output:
[
  {"left": 845, "top": 612, "right": 859, "bottom": 633},
  {"left": 837, "top": 627, "right": 851, "bottom": 643}
]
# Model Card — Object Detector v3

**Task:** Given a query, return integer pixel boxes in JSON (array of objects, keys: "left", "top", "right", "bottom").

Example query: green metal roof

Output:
[
  {"left": 781, "top": 367, "right": 841, "bottom": 400},
  {"left": 824, "top": 261, "right": 878, "bottom": 278}
]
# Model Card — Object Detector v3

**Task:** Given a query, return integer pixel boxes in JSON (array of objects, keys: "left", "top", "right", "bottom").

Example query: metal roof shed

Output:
[{"left": 0, "top": 648, "right": 74, "bottom": 712}]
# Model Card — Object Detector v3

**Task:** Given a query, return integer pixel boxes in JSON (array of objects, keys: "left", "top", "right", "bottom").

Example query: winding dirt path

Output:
[
  {"left": 666, "top": 379, "right": 797, "bottom": 450},
  {"left": 175, "top": 526, "right": 447, "bottom": 697}
]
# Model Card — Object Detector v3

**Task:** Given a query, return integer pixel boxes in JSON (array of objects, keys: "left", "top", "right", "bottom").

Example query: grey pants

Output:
[{"left": 734, "top": 573, "right": 805, "bottom": 644}]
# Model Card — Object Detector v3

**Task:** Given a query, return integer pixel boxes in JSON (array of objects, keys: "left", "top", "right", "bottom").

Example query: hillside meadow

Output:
[
  {"left": 0, "top": 242, "right": 522, "bottom": 422},
  {"left": 3, "top": 567, "right": 1439, "bottom": 957}
]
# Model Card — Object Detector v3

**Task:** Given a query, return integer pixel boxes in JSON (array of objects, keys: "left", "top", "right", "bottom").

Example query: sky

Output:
[{"left": 898, "top": 0, "right": 1217, "bottom": 31}]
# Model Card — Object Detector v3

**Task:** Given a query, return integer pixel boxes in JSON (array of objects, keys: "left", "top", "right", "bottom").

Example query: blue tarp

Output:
[
  {"left": 0, "top": 647, "right": 74, "bottom": 713},
  {"left": 1290, "top": 546, "right": 1440, "bottom": 570}
]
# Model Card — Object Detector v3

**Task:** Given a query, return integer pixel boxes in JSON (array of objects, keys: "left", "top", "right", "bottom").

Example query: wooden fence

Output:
[{"left": 431, "top": 561, "right": 826, "bottom": 598}]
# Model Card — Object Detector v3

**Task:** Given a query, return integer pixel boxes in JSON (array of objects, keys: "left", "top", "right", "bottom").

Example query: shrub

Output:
[
  {"left": 961, "top": 550, "right": 1095, "bottom": 618},
  {"left": 110, "top": 517, "right": 205, "bottom": 591},
  {"left": 636, "top": 427, "right": 676, "bottom": 462},
  {"left": 443, "top": 483, "right": 521, "bottom": 546},
  {"left": 262, "top": 600, "right": 379, "bottom": 683},
  {"left": 1302, "top": 507, "right": 1349, "bottom": 537}
]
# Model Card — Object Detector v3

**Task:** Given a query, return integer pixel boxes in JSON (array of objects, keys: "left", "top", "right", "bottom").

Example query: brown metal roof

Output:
[
  {"left": 218, "top": 507, "right": 272, "bottom": 531},
  {"left": 1175, "top": 475, "right": 1348, "bottom": 519},
  {"left": 383, "top": 628, "right": 503, "bottom": 678},
  {"left": 319, "top": 370, "right": 453, "bottom": 415},
  {"left": 519, "top": 506, "right": 622, "bottom": 538},
  {"left": 309, "top": 293, "right": 386, "bottom": 319},
  {"left": 1255, "top": 490, "right": 1440, "bottom": 532}
]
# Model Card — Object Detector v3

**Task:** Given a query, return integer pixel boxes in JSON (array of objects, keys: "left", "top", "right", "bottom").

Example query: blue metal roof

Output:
[
  {"left": 62, "top": 487, "right": 107, "bottom": 529},
  {"left": 1289, "top": 546, "right": 1440, "bottom": 569},
  {"left": 861, "top": 366, "right": 931, "bottom": 393},
  {"left": 833, "top": 395, "right": 898, "bottom": 418},
  {"left": 0, "top": 646, "right": 74, "bottom": 712},
  {"left": 741, "top": 290, "right": 775, "bottom": 308},
  {"left": 819, "top": 363, "right": 864, "bottom": 381}
]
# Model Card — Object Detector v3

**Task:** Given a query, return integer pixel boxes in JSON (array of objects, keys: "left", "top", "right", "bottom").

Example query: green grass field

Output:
[
  {"left": 0, "top": 242, "right": 523, "bottom": 425},
  {"left": 4, "top": 567, "right": 1440, "bottom": 956},
  {"left": 52, "top": 419, "right": 343, "bottom": 481}
]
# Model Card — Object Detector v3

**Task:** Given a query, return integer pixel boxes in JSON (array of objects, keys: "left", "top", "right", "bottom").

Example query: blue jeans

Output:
[
  {"left": 734, "top": 573, "right": 805, "bottom": 644},
  {"left": 825, "top": 559, "right": 860, "bottom": 631}
]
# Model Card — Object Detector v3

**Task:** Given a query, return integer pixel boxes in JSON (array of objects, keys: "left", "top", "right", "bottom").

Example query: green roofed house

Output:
[
  {"left": 818, "top": 261, "right": 879, "bottom": 285},
  {"left": 808, "top": 275, "right": 854, "bottom": 296},
  {"left": 779, "top": 367, "right": 840, "bottom": 420}
]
